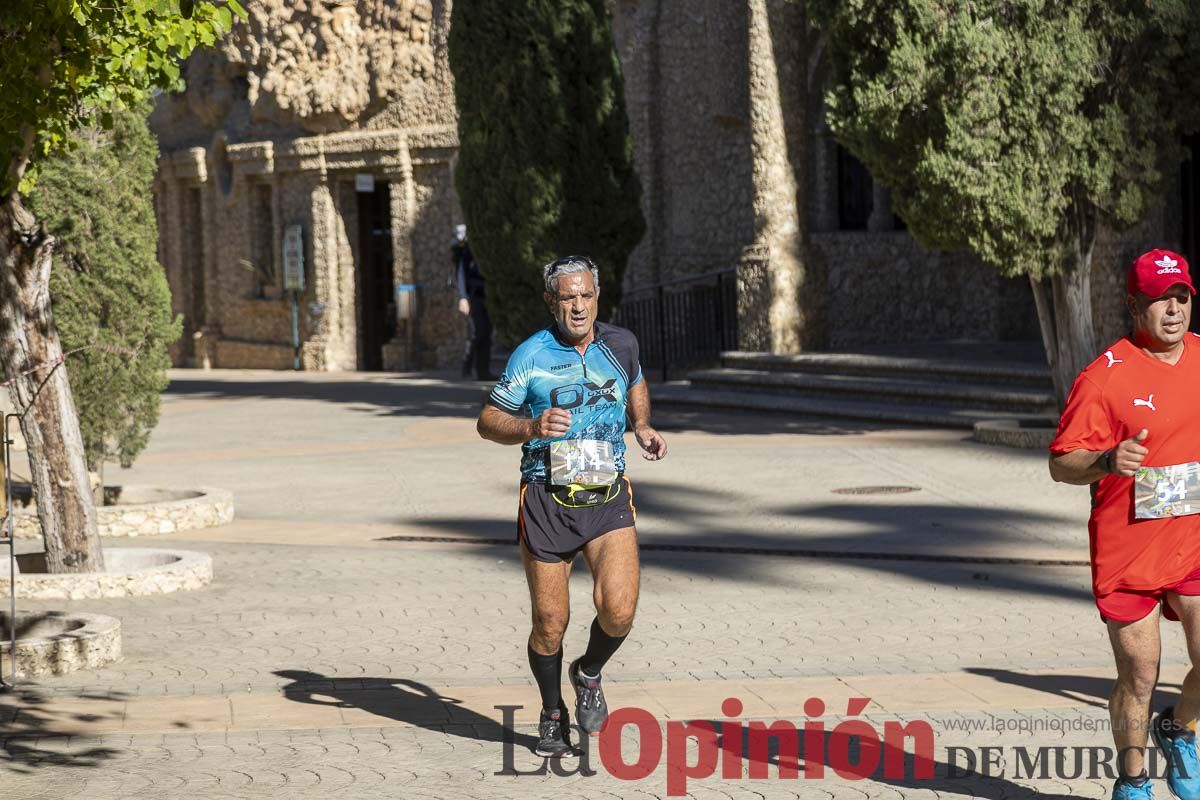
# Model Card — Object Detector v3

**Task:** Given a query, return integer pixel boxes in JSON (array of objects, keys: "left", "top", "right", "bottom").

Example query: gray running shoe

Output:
[
  {"left": 569, "top": 658, "right": 609, "bottom": 734},
  {"left": 534, "top": 704, "right": 573, "bottom": 758}
]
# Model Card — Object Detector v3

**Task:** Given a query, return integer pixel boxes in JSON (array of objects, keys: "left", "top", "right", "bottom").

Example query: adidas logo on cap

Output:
[{"left": 1156, "top": 255, "right": 1182, "bottom": 275}]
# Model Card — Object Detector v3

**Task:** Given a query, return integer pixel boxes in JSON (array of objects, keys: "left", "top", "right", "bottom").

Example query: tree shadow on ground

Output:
[
  {"left": 0, "top": 685, "right": 125, "bottom": 773},
  {"left": 164, "top": 370, "right": 1002, "bottom": 438},
  {"left": 395, "top": 478, "right": 1092, "bottom": 602},
  {"left": 166, "top": 373, "right": 491, "bottom": 419},
  {"left": 649, "top": 405, "right": 895, "bottom": 437},
  {"left": 747, "top": 726, "right": 1080, "bottom": 799},
  {"left": 620, "top": 722, "right": 1081, "bottom": 799},
  {"left": 966, "top": 667, "right": 1183, "bottom": 711},
  {"left": 274, "top": 669, "right": 537, "bottom": 752}
]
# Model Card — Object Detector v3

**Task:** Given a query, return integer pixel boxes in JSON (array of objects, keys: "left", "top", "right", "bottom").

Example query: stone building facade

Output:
[
  {"left": 153, "top": 0, "right": 1191, "bottom": 371},
  {"left": 152, "top": 0, "right": 464, "bottom": 370},
  {"left": 610, "top": 0, "right": 1186, "bottom": 353}
]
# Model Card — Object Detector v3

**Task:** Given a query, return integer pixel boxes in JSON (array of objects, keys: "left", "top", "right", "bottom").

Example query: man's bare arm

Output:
[
  {"left": 626, "top": 378, "right": 651, "bottom": 430},
  {"left": 1048, "top": 450, "right": 1110, "bottom": 485},
  {"left": 1048, "top": 428, "right": 1149, "bottom": 484},
  {"left": 477, "top": 405, "right": 534, "bottom": 445},
  {"left": 626, "top": 380, "right": 667, "bottom": 460},
  {"left": 477, "top": 405, "right": 572, "bottom": 445}
]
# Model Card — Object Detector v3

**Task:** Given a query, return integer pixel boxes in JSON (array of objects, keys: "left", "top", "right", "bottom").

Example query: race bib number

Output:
[
  {"left": 1134, "top": 462, "right": 1200, "bottom": 519},
  {"left": 549, "top": 440, "right": 617, "bottom": 486}
]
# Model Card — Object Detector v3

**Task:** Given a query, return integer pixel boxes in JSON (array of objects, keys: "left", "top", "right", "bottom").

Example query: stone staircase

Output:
[{"left": 653, "top": 350, "right": 1057, "bottom": 429}]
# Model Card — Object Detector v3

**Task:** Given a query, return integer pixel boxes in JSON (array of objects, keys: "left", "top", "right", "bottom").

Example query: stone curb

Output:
[
  {"left": 0, "top": 548, "right": 213, "bottom": 600},
  {"left": 13, "top": 486, "right": 234, "bottom": 539},
  {"left": 720, "top": 350, "right": 1052, "bottom": 387},
  {"left": 972, "top": 418, "right": 1058, "bottom": 449}
]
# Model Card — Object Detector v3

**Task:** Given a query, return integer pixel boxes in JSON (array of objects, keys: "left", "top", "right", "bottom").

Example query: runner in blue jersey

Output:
[{"left": 477, "top": 255, "right": 667, "bottom": 758}]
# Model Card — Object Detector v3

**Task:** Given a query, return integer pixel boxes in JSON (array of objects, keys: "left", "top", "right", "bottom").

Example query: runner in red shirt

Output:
[{"left": 1050, "top": 249, "right": 1200, "bottom": 800}]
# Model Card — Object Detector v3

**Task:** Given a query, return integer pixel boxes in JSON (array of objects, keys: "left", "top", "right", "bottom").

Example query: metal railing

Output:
[{"left": 613, "top": 268, "right": 738, "bottom": 381}]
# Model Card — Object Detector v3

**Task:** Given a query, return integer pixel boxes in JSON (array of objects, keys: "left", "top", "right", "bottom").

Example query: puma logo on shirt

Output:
[{"left": 1133, "top": 394, "right": 1156, "bottom": 412}]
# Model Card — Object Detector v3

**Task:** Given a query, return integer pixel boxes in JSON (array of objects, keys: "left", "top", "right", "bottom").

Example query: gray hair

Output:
[{"left": 543, "top": 256, "right": 599, "bottom": 296}]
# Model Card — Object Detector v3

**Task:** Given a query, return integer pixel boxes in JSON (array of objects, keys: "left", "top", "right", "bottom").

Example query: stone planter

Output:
[
  {"left": 0, "top": 548, "right": 213, "bottom": 600},
  {"left": 13, "top": 485, "right": 234, "bottom": 539},
  {"left": 0, "top": 612, "right": 121, "bottom": 678}
]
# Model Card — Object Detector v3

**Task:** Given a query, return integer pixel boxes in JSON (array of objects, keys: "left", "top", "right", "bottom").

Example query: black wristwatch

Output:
[{"left": 1103, "top": 450, "right": 1114, "bottom": 474}]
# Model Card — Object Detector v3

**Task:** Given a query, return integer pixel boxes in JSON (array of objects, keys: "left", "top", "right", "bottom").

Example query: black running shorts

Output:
[{"left": 517, "top": 477, "right": 637, "bottom": 563}]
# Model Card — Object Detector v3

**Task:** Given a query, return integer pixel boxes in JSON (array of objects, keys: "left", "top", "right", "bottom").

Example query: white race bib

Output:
[
  {"left": 1134, "top": 462, "right": 1200, "bottom": 519},
  {"left": 549, "top": 439, "right": 617, "bottom": 486}
]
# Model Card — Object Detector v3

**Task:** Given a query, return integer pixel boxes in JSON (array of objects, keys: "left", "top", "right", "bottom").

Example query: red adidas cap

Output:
[{"left": 1128, "top": 249, "right": 1195, "bottom": 297}]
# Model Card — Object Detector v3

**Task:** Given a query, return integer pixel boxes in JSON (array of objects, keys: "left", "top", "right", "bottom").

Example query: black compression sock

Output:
[
  {"left": 578, "top": 617, "right": 628, "bottom": 677},
  {"left": 527, "top": 644, "right": 563, "bottom": 712},
  {"left": 1121, "top": 771, "right": 1149, "bottom": 787}
]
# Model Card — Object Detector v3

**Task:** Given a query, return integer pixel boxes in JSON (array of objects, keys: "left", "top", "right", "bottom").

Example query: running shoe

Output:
[
  {"left": 534, "top": 703, "right": 573, "bottom": 758},
  {"left": 1112, "top": 777, "right": 1155, "bottom": 800},
  {"left": 1153, "top": 706, "right": 1200, "bottom": 800},
  {"left": 569, "top": 658, "right": 609, "bottom": 734}
]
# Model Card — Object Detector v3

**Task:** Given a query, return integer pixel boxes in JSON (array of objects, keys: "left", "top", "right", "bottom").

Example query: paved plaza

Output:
[{"left": 1, "top": 369, "right": 1190, "bottom": 798}]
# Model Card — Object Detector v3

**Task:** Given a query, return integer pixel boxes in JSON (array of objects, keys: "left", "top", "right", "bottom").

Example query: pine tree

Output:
[
  {"left": 26, "top": 103, "right": 181, "bottom": 477},
  {"left": 450, "top": 0, "right": 645, "bottom": 341}
]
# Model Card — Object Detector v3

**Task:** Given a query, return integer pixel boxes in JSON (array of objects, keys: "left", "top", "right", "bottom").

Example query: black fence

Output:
[{"left": 613, "top": 269, "right": 738, "bottom": 381}]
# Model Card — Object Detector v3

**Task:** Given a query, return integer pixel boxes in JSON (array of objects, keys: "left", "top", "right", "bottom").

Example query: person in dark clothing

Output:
[{"left": 452, "top": 224, "right": 496, "bottom": 380}]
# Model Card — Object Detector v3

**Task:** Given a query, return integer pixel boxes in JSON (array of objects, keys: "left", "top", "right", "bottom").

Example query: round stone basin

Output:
[
  {"left": 0, "top": 613, "right": 85, "bottom": 639},
  {"left": 105, "top": 486, "right": 204, "bottom": 504},
  {"left": 13, "top": 485, "right": 234, "bottom": 539},
  {"left": 0, "top": 611, "right": 121, "bottom": 678},
  {"left": 0, "top": 548, "right": 213, "bottom": 600}
]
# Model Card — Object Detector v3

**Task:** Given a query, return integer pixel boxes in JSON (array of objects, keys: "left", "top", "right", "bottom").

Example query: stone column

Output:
[
  {"left": 736, "top": 244, "right": 772, "bottom": 351},
  {"left": 305, "top": 178, "right": 336, "bottom": 371},
  {"left": 381, "top": 137, "right": 419, "bottom": 371}
]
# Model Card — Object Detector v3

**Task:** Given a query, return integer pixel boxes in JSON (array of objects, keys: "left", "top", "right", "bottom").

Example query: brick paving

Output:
[{"left": 0, "top": 370, "right": 1185, "bottom": 798}]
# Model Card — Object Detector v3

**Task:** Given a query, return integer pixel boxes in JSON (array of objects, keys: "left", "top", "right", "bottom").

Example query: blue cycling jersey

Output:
[{"left": 488, "top": 322, "right": 644, "bottom": 483}]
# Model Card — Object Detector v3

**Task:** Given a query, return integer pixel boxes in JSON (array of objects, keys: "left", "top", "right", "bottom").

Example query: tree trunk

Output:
[
  {"left": 1032, "top": 223, "right": 1099, "bottom": 411},
  {"left": 0, "top": 193, "right": 103, "bottom": 573},
  {"left": 1049, "top": 263, "right": 1097, "bottom": 408}
]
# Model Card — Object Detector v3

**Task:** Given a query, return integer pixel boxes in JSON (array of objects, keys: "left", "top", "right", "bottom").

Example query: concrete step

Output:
[
  {"left": 720, "top": 351, "right": 1051, "bottom": 388},
  {"left": 653, "top": 384, "right": 1054, "bottom": 429},
  {"left": 688, "top": 368, "right": 1057, "bottom": 415}
]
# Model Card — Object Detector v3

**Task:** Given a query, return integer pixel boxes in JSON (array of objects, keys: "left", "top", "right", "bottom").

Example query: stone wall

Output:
[
  {"left": 811, "top": 233, "right": 1039, "bottom": 348},
  {"left": 611, "top": 0, "right": 757, "bottom": 290}
]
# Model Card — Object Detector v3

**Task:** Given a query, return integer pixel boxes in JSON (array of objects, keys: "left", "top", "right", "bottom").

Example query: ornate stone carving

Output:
[{"left": 204, "top": 0, "right": 437, "bottom": 133}]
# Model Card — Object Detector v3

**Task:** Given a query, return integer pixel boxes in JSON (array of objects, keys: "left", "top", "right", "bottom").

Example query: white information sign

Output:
[
  {"left": 282, "top": 225, "right": 305, "bottom": 291},
  {"left": 355, "top": 173, "right": 376, "bottom": 193}
]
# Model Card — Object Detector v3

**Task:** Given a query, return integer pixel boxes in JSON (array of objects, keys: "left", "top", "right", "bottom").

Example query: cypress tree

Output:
[
  {"left": 808, "top": 0, "right": 1200, "bottom": 405},
  {"left": 27, "top": 102, "right": 181, "bottom": 475},
  {"left": 450, "top": 0, "right": 645, "bottom": 341}
]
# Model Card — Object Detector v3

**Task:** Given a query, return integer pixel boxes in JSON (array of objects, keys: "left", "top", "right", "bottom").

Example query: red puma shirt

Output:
[{"left": 1050, "top": 333, "right": 1200, "bottom": 597}]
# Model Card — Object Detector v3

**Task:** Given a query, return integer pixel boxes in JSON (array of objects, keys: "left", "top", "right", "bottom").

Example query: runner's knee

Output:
[
  {"left": 597, "top": 602, "right": 635, "bottom": 635},
  {"left": 531, "top": 610, "right": 569, "bottom": 645},
  {"left": 1115, "top": 660, "right": 1159, "bottom": 701}
]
